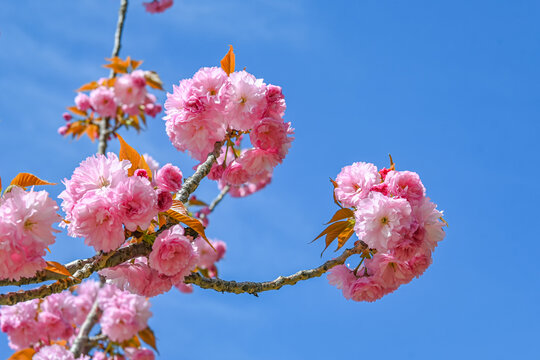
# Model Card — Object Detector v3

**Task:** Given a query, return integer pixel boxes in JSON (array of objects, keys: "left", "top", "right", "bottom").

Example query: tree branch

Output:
[
  {"left": 199, "top": 185, "right": 229, "bottom": 222},
  {"left": 98, "top": 0, "right": 129, "bottom": 155},
  {"left": 0, "top": 142, "right": 223, "bottom": 304},
  {"left": 70, "top": 278, "right": 105, "bottom": 357},
  {"left": 184, "top": 243, "right": 367, "bottom": 296},
  {"left": 177, "top": 141, "right": 223, "bottom": 203}
]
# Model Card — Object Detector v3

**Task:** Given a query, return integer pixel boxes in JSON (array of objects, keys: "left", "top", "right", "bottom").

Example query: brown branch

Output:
[
  {"left": 184, "top": 243, "right": 367, "bottom": 296},
  {"left": 199, "top": 185, "right": 229, "bottom": 222},
  {"left": 177, "top": 141, "right": 223, "bottom": 203},
  {"left": 98, "top": 0, "right": 129, "bottom": 155}
]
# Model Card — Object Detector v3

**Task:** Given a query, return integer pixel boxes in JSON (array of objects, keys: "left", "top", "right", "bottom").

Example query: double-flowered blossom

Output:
[
  {"left": 1, "top": 281, "right": 154, "bottom": 358},
  {"left": 328, "top": 162, "right": 445, "bottom": 302},
  {"left": 0, "top": 186, "right": 59, "bottom": 280},
  {"left": 164, "top": 66, "right": 294, "bottom": 197},
  {"left": 60, "top": 153, "right": 159, "bottom": 252}
]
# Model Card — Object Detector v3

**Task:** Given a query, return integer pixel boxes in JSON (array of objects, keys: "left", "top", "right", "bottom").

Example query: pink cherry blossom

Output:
[
  {"left": 89, "top": 87, "right": 117, "bottom": 118},
  {"left": 149, "top": 225, "right": 199, "bottom": 278},
  {"left": 98, "top": 284, "right": 151, "bottom": 342},
  {"left": 195, "top": 237, "right": 226, "bottom": 270},
  {"left": 113, "top": 176, "right": 158, "bottom": 232},
  {"left": 225, "top": 71, "right": 266, "bottom": 131},
  {"left": 327, "top": 265, "right": 356, "bottom": 299},
  {"left": 175, "top": 282, "right": 194, "bottom": 293},
  {"left": 348, "top": 276, "right": 389, "bottom": 302},
  {"left": 75, "top": 93, "right": 91, "bottom": 111},
  {"left": 354, "top": 192, "right": 412, "bottom": 252},
  {"left": 156, "top": 163, "right": 183, "bottom": 192},
  {"left": 238, "top": 148, "right": 280, "bottom": 177},
  {"left": 250, "top": 117, "right": 291, "bottom": 157},
  {"left": 33, "top": 344, "right": 75, "bottom": 360},
  {"left": 68, "top": 189, "right": 125, "bottom": 252},
  {"left": 156, "top": 189, "right": 173, "bottom": 212},
  {"left": 385, "top": 170, "right": 426, "bottom": 204},
  {"left": 365, "top": 253, "right": 414, "bottom": 288},
  {"left": 124, "top": 347, "right": 155, "bottom": 360},
  {"left": 0, "top": 299, "right": 40, "bottom": 350},
  {"left": 114, "top": 73, "right": 147, "bottom": 108},
  {"left": 263, "top": 84, "right": 286, "bottom": 118},
  {"left": 334, "top": 162, "right": 381, "bottom": 208},
  {"left": 143, "top": 0, "right": 173, "bottom": 13},
  {"left": 221, "top": 160, "right": 251, "bottom": 185}
]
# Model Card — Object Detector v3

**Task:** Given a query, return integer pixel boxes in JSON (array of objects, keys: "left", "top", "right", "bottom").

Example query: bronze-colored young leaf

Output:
[
  {"left": 67, "top": 106, "right": 87, "bottom": 117},
  {"left": 220, "top": 45, "right": 235, "bottom": 76},
  {"left": 10, "top": 173, "right": 55, "bottom": 188},
  {"left": 144, "top": 71, "right": 164, "bottom": 90},
  {"left": 166, "top": 209, "right": 211, "bottom": 244},
  {"left": 138, "top": 327, "right": 158, "bottom": 352},
  {"left": 117, "top": 134, "right": 145, "bottom": 177},
  {"left": 131, "top": 59, "right": 143, "bottom": 70},
  {"left": 65, "top": 121, "right": 87, "bottom": 139},
  {"left": 85, "top": 124, "right": 99, "bottom": 142},
  {"left": 322, "top": 221, "right": 350, "bottom": 252},
  {"left": 329, "top": 178, "right": 343, "bottom": 208},
  {"left": 325, "top": 208, "right": 354, "bottom": 224},
  {"left": 76, "top": 81, "right": 99, "bottom": 92},
  {"left": 121, "top": 334, "right": 141, "bottom": 349},
  {"left": 45, "top": 261, "right": 72, "bottom": 278},
  {"left": 8, "top": 348, "right": 35, "bottom": 360},
  {"left": 188, "top": 198, "right": 208, "bottom": 207},
  {"left": 170, "top": 200, "right": 188, "bottom": 215},
  {"left": 336, "top": 225, "right": 355, "bottom": 251}
]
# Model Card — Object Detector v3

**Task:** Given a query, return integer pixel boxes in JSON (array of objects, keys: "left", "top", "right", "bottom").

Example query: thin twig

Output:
[
  {"left": 199, "top": 185, "right": 230, "bottom": 221},
  {"left": 97, "top": 0, "right": 128, "bottom": 155},
  {"left": 177, "top": 141, "right": 223, "bottom": 203},
  {"left": 70, "top": 278, "right": 105, "bottom": 357},
  {"left": 184, "top": 243, "right": 367, "bottom": 296}
]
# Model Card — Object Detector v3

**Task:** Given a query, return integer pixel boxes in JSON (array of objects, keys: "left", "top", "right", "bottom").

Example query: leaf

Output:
[
  {"left": 336, "top": 225, "right": 355, "bottom": 251},
  {"left": 325, "top": 208, "right": 354, "bottom": 224},
  {"left": 8, "top": 348, "right": 35, "bottom": 360},
  {"left": 121, "top": 334, "right": 141, "bottom": 349},
  {"left": 10, "top": 173, "right": 55, "bottom": 188},
  {"left": 117, "top": 134, "right": 151, "bottom": 177},
  {"left": 188, "top": 198, "right": 208, "bottom": 207},
  {"left": 103, "top": 56, "right": 130, "bottom": 74},
  {"left": 131, "top": 59, "right": 143, "bottom": 70},
  {"left": 158, "top": 214, "right": 167, "bottom": 227},
  {"left": 144, "top": 71, "right": 163, "bottom": 90},
  {"left": 329, "top": 178, "right": 343, "bottom": 208},
  {"left": 45, "top": 261, "right": 72, "bottom": 277},
  {"left": 76, "top": 81, "right": 99, "bottom": 92},
  {"left": 138, "top": 327, "right": 158, "bottom": 353},
  {"left": 166, "top": 208, "right": 213, "bottom": 249},
  {"left": 65, "top": 121, "right": 87, "bottom": 139},
  {"left": 220, "top": 45, "right": 235, "bottom": 75},
  {"left": 85, "top": 124, "right": 99, "bottom": 142},
  {"left": 312, "top": 221, "right": 350, "bottom": 255},
  {"left": 67, "top": 106, "right": 87, "bottom": 117}
]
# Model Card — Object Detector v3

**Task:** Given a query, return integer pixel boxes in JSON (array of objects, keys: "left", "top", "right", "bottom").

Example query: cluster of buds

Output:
[{"left": 58, "top": 57, "right": 163, "bottom": 142}]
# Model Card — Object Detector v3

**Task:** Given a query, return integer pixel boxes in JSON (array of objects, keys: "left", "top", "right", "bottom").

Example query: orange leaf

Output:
[
  {"left": 45, "top": 261, "right": 72, "bottom": 278},
  {"left": 8, "top": 348, "right": 35, "bottom": 360},
  {"left": 85, "top": 124, "right": 99, "bottom": 142},
  {"left": 76, "top": 81, "right": 99, "bottom": 92},
  {"left": 336, "top": 225, "right": 355, "bottom": 251},
  {"left": 188, "top": 198, "right": 208, "bottom": 207},
  {"left": 117, "top": 135, "right": 145, "bottom": 177},
  {"left": 171, "top": 200, "right": 188, "bottom": 215},
  {"left": 67, "top": 106, "right": 87, "bottom": 117},
  {"left": 138, "top": 327, "right": 158, "bottom": 352},
  {"left": 65, "top": 121, "right": 86, "bottom": 138},
  {"left": 144, "top": 71, "right": 163, "bottom": 90},
  {"left": 329, "top": 178, "right": 343, "bottom": 208},
  {"left": 313, "top": 221, "right": 350, "bottom": 255},
  {"left": 166, "top": 208, "right": 213, "bottom": 248},
  {"left": 325, "top": 208, "right": 354, "bottom": 224},
  {"left": 220, "top": 45, "right": 235, "bottom": 76},
  {"left": 103, "top": 63, "right": 128, "bottom": 74},
  {"left": 131, "top": 59, "right": 143, "bottom": 70},
  {"left": 10, "top": 173, "right": 55, "bottom": 188},
  {"left": 158, "top": 214, "right": 167, "bottom": 227},
  {"left": 121, "top": 334, "right": 141, "bottom": 349}
]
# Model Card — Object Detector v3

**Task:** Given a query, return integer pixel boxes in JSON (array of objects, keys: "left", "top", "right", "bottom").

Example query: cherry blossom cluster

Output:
[
  {"left": 0, "top": 186, "right": 59, "bottom": 280},
  {"left": 164, "top": 67, "right": 294, "bottom": 197},
  {"left": 327, "top": 162, "right": 446, "bottom": 302},
  {"left": 59, "top": 59, "right": 163, "bottom": 142},
  {"left": 143, "top": 0, "right": 173, "bottom": 13},
  {"left": 0, "top": 280, "right": 155, "bottom": 359},
  {"left": 59, "top": 152, "right": 227, "bottom": 297},
  {"left": 100, "top": 225, "right": 226, "bottom": 297}
]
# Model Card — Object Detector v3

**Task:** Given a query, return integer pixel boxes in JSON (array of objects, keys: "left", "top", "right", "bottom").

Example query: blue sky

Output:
[{"left": 1, "top": 0, "right": 539, "bottom": 359}]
